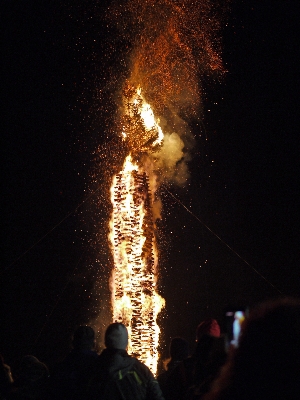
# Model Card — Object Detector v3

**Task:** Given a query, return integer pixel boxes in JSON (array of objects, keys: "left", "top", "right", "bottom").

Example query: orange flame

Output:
[{"left": 109, "top": 89, "right": 165, "bottom": 374}]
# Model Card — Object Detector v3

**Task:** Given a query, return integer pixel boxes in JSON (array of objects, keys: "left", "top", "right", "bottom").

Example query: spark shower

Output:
[{"left": 95, "top": 0, "right": 226, "bottom": 373}]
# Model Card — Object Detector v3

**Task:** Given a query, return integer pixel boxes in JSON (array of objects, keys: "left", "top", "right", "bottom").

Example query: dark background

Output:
[{"left": 2, "top": 0, "right": 300, "bottom": 370}]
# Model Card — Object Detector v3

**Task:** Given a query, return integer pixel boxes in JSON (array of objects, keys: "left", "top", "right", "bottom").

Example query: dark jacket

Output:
[
  {"left": 50, "top": 349, "right": 98, "bottom": 400},
  {"left": 165, "top": 336, "right": 226, "bottom": 400},
  {"left": 87, "top": 348, "right": 164, "bottom": 400},
  {"left": 157, "top": 359, "right": 183, "bottom": 400}
]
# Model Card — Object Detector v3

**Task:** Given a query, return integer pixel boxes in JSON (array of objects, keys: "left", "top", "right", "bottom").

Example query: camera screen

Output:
[{"left": 225, "top": 310, "right": 246, "bottom": 349}]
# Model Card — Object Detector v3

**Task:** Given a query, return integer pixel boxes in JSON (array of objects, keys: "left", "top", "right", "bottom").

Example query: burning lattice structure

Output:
[{"left": 109, "top": 86, "right": 165, "bottom": 374}]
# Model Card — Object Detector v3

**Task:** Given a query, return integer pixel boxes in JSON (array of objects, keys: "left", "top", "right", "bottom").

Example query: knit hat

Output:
[
  {"left": 196, "top": 318, "right": 220, "bottom": 340},
  {"left": 73, "top": 326, "right": 95, "bottom": 350},
  {"left": 105, "top": 323, "right": 128, "bottom": 350}
]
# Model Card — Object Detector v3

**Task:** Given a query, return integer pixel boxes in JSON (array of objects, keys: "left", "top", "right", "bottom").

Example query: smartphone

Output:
[{"left": 224, "top": 307, "right": 248, "bottom": 350}]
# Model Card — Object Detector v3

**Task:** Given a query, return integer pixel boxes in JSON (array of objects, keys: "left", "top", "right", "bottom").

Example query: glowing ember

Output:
[
  {"left": 109, "top": 87, "right": 165, "bottom": 373},
  {"left": 109, "top": 153, "right": 165, "bottom": 374},
  {"left": 121, "top": 83, "right": 164, "bottom": 154}
]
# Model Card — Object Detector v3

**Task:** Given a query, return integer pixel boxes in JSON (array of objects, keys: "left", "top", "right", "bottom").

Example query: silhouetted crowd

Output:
[{"left": 1, "top": 297, "right": 300, "bottom": 400}]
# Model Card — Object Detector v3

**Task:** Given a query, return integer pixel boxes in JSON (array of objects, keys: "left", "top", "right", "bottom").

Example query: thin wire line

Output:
[
  {"left": 2, "top": 137, "right": 120, "bottom": 275},
  {"left": 2, "top": 184, "right": 104, "bottom": 275},
  {"left": 164, "top": 187, "right": 282, "bottom": 294},
  {"left": 31, "top": 245, "right": 90, "bottom": 350}
]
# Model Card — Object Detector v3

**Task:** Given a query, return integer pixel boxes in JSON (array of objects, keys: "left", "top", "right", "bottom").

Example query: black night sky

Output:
[{"left": 2, "top": 0, "right": 300, "bottom": 370}]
